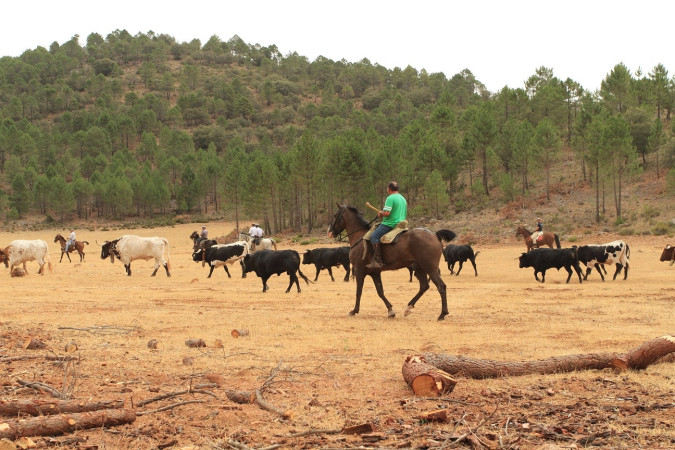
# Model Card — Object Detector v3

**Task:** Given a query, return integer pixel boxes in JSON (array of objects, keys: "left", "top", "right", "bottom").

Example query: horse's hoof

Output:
[
  {"left": 348, "top": 310, "right": 357, "bottom": 316},
  {"left": 437, "top": 315, "right": 447, "bottom": 321},
  {"left": 404, "top": 306, "right": 413, "bottom": 317},
  {"left": 388, "top": 310, "right": 396, "bottom": 318}
]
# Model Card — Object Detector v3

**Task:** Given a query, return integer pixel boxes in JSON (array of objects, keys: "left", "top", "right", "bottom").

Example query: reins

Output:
[{"left": 331, "top": 207, "right": 377, "bottom": 245}]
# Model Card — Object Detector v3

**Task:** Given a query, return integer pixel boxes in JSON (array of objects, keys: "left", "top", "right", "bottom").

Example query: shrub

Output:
[
  {"left": 651, "top": 222, "right": 671, "bottom": 236},
  {"left": 641, "top": 204, "right": 660, "bottom": 219}
]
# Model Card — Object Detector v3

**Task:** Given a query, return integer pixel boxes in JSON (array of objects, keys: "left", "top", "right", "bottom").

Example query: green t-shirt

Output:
[{"left": 382, "top": 192, "right": 407, "bottom": 227}]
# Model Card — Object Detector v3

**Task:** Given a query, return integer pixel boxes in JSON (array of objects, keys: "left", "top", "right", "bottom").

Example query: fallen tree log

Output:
[
  {"left": 419, "top": 335, "right": 675, "bottom": 379},
  {"left": 0, "top": 409, "right": 136, "bottom": 439},
  {"left": 401, "top": 355, "right": 457, "bottom": 396},
  {"left": 0, "top": 399, "right": 124, "bottom": 417}
]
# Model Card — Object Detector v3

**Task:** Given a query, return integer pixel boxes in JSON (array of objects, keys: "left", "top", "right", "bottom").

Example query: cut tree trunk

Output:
[
  {"left": 0, "top": 399, "right": 124, "bottom": 417},
  {"left": 401, "top": 355, "right": 457, "bottom": 396},
  {"left": 0, "top": 409, "right": 136, "bottom": 439},
  {"left": 419, "top": 335, "right": 675, "bottom": 379}
]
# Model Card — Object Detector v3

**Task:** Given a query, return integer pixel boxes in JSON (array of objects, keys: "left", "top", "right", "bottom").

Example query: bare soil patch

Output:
[{"left": 0, "top": 223, "right": 673, "bottom": 449}]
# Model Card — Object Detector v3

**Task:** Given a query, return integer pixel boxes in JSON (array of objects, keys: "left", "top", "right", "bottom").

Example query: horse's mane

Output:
[
  {"left": 518, "top": 226, "right": 532, "bottom": 235},
  {"left": 345, "top": 205, "right": 371, "bottom": 230}
]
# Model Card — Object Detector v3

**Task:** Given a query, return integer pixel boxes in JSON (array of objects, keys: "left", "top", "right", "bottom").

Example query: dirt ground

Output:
[{"left": 0, "top": 223, "right": 673, "bottom": 449}]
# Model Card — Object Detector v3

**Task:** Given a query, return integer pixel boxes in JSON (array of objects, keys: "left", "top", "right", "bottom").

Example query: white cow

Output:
[
  {"left": 100, "top": 235, "right": 171, "bottom": 276},
  {"left": 0, "top": 240, "right": 52, "bottom": 275}
]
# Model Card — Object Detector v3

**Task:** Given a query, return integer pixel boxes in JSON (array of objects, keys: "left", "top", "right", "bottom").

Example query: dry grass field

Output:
[{"left": 0, "top": 222, "right": 673, "bottom": 449}]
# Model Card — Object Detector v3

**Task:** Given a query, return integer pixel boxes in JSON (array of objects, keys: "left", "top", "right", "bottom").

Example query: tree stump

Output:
[
  {"left": 231, "top": 329, "right": 249, "bottom": 338},
  {"left": 402, "top": 355, "right": 457, "bottom": 396}
]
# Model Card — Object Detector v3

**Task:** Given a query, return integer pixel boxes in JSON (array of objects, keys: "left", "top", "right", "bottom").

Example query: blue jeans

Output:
[
  {"left": 370, "top": 224, "right": 393, "bottom": 244},
  {"left": 65, "top": 239, "right": 74, "bottom": 252}
]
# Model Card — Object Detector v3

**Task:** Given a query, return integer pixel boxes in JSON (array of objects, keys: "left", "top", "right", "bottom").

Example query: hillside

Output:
[{"left": 0, "top": 32, "right": 674, "bottom": 238}]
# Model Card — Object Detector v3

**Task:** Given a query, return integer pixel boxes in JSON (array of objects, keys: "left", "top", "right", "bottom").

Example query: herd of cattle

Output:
[{"left": 0, "top": 232, "right": 673, "bottom": 288}]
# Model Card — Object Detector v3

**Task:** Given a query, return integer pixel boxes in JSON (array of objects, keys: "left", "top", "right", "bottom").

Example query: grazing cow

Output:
[
  {"left": 442, "top": 244, "right": 480, "bottom": 276},
  {"left": 576, "top": 240, "right": 630, "bottom": 281},
  {"left": 518, "top": 248, "right": 583, "bottom": 283},
  {"left": 660, "top": 244, "right": 674, "bottom": 266},
  {"left": 193, "top": 242, "right": 248, "bottom": 278},
  {"left": 242, "top": 249, "right": 310, "bottom": 293},
  {"left": 99, "top": 235, "right": 171, "bottom": 276},
  {"left": 0, "top": 240, "right": 52, "bottom": 275},
  {"left": 302, "top": 247, "right": 351, "bottom": 282}
]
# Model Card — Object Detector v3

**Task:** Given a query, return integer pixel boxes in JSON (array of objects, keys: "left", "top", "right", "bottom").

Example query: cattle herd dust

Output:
[{"left": 0, "top": 222, "right": 673, "bottom": 448}]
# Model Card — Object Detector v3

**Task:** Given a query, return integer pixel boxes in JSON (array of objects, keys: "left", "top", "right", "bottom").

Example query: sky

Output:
[{"left": 2, "top": 1, "right": 672, "bottom": 93}]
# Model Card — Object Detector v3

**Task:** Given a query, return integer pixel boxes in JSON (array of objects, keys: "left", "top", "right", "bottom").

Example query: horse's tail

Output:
[
  {"left": 436, "top": 229, "right": 456, "bottom": 243},
  {"left": 83, "top": 241, "right": 90, "bottom": 246},
  {"left": 554, "top": 234, "right": 561, "bottom": 249}
]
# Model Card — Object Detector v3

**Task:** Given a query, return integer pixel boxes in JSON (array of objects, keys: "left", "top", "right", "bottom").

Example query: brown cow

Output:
[{"left": 660, "top": 244, "right": 675, "bottom": 266}]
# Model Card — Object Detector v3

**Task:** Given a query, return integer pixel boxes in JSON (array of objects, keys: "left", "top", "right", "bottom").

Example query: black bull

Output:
[
  {"left": 518, "top": 248, "right": 583, "bottom": 283},
  {"left": 242, "top": 249, "right": 311, "bottom": 293},
  {"left": 302, "top": 247, "right": 351, "bottom": 282}
]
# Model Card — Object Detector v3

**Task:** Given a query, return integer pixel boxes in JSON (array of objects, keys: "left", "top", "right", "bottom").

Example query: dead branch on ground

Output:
[
  {"left": 56, "top": 325, "right": 140, "bottom": 335},
  {"left": 16, "top": 379, "right": 63, "bottom": 399},
  {"left": 1, "top": 355, "right": 79, "bottom": 363},
  {"left": 0, "top": 399, "right": 124, "bottom": 417},
  {"left": 136, "top": 400, "right": 205, "bottom": 416}
]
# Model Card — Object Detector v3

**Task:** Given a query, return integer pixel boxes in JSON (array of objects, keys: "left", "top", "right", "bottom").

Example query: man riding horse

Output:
[
  {"left": 248, "top": 223, "right": 264, "bottom": 251},
  {"left": 366, "top": 181, "right": 407, "bottom": 270}
]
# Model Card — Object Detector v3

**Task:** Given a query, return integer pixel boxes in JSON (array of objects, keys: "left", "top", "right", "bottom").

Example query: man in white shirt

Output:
[
  {"left": 65, "top": 229, "right": 76, "bottom": 253},
  {"left": 248, "top": 223, "right": 263, "bottom": 250},
  {"left": 249, "top": 223, "right": 263, "bottom": 238}
]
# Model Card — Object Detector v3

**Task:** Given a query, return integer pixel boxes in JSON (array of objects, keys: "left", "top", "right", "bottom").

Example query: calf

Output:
[
  {"left": 242, "top": 249, "right": 310, "bottom": 293},
  {"left": 302, "top": 247, "right": 351, "bottom": 281},
  {"left": 193, "top": 242, "right": 247, "bottom": 278},
  {"left": 442, "top": 244, "right": 480, "bottom": 276},
  {"left": 518, "top": 248, "right": 583, "bottom": 283},
  {"left": 576, "top": 240, "right": 630, "bottom": 281},
  {"left": 660, "top": 244, "right": 674, "bottom": 266}
]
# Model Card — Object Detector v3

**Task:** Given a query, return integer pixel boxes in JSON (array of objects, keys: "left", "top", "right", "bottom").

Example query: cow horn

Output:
[{"left": 95, "top": 240, "right": 106, "bottom": 246}]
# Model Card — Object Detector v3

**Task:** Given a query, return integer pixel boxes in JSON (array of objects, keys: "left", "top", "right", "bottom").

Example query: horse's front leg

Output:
[
  {"left": 370, "top": 272, "right": 395, "bottom": 318},
  {"left": 426, "top": 269, "right": 448, "bottom": 320},
  {"left": 405, "top": 269, "right": 431, "bottom": 318},
  {"left": 350, "top": 272, "right": 366, "bottom": 316}
]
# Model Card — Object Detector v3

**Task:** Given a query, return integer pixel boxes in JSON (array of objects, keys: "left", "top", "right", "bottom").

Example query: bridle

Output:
[{"left": 329, "top": 206, "right": 378, "bottom": 243}]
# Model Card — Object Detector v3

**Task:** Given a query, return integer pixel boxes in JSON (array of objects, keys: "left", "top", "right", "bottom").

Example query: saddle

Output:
[
  {"left": 536, "top": 235, "right": 544, "bottom": 243},
  {"left": 362, "top": 221, "right": 409, "bottom": 263},
  {"left": 363, "top": 220, "right": 409, "bottom": 244}
]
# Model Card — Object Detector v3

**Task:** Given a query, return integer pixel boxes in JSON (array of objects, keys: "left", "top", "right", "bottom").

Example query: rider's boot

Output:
[{"left": 366, "top": 243, "right": 384, "bottom": 270}]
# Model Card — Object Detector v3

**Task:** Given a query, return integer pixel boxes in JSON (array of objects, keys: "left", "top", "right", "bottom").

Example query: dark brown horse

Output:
[
  {"left": 515, "top": 226, "right": 561, "bottom": 252},
  {"left": 54, "top": 234, "right": 89, "bottom": 263},
  {"left": 328, "top": 204, "right": 456, "bottom": 320}
]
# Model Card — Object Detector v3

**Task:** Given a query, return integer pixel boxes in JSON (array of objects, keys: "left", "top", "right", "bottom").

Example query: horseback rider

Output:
[
  {"left": 532, "top": 218, "right": 543, "bottom": 242},
  {"left": 64, "top": 229, "right": 76, "bottom": 253},
  {"left": 248, "top": 223, "right": 263, "bottom": 251},
  {"left": 197, "top": 226, "right": 208, "bottom": 246},
  {"left": 366, "top": 181, "right": 407, "bottom": 270}
]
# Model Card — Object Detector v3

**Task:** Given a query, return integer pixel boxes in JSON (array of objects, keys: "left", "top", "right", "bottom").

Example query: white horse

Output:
[{"left": 238, "top": 233, "right": 277, "bottom": 252}]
